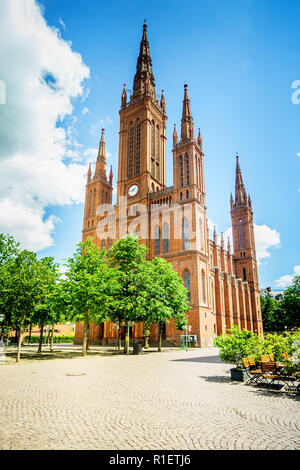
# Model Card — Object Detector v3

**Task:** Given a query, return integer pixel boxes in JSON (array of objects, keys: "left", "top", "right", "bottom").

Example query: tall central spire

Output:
[
  {"left": 181, "top": 84, "right": 194, "bottom": 142},
  {"left": 234, "top": 156, "right": 248, "bottom": 207},
  {"left": 133, "top": 23, "right": 155, "bottom": 100},
  {"left": 94, "top": 128, "right": 107, "bottom": 181}
]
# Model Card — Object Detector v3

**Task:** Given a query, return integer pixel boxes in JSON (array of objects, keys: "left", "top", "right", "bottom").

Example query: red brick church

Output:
[{"left": 75, "top": 24, "right": 263, "bottom": 347}]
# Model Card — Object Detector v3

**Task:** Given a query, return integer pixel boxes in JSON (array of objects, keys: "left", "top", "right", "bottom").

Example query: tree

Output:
[
  {"left": 260, "top": 295, "right": 282, "bottom": 332},
  {"left": 107, "top": 235, "right": 149, "bottom": 353},
  {"left": 279, "top": 276, "right": 300, "bottom": 329},
  {"left": 31, "top": 257, "right": 60, "bottom": 355},
  {"left": 62, "top": 239, "right": 119, "bottom": 356},
  {"left": 2, "top": 250, "right": 43, "bottom": 362},
  {"left": 138, "top": 257, "right": 189, "bottom": 351}
]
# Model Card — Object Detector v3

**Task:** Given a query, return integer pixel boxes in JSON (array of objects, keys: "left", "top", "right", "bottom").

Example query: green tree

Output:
[
  {"left": 260, "top": 295, "right": 282, "bottom": 332},
  {"left": 138, "top": 257, "right": 189, "bottom": 351},
  {"left": 31, "top": 257, "right": 60, "bottom": 355},
  {"left": 62, "top": 239, "right": 119, "bottom": 356},
  {"left": 107, "top": 235, "right": 149, "bottom": 353},
  {"left": 279, "top": 276, "right": 300, "bottom": 329},
  {"left": 2, "top": 250, "right": 43, "bottom": 362}
]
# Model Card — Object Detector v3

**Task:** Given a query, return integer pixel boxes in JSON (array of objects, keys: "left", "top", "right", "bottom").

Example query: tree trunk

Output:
[
  {"left": 5, "top": 327, "right": 11, "bottom": 348},
  {"left": 82, "top": 311, "right": 89, "bottom": 357},
  {"left": 158, "top": 323, "right": 162, "bottom": 352},
  {"left": 16, "top": 314, "right": 25, "bottom": 363},
  {"left": 0, "top": 324, "right": 4, "bottom": 341},
  {"left": 118, "top": 321, "right": 122, "bottom": 350},
  {"left": 47, "top": 326, "right": 51, "bottom": 346},
  {"left": 50, "top": 325, "right": 54, "bottom": 352},
  {"left": 37, "top": 322, "right": 44, "bottom": 355},
  {"left": 124, "top": 322, "right": 129, "bottom": 354},
  {"left": 28, "top": 322, "right": 32, "bottom": 346},
  {"left": 86, "top": 321, "right": 90, "bottom": 351}
]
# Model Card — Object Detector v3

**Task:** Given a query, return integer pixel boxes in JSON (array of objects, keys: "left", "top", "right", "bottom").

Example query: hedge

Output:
[{"left": 23, "top": 336, "right": 74, "bottom": 344}]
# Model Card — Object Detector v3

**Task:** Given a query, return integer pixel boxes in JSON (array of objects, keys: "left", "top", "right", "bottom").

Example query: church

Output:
[{"left": 74, "top": 24, "right": 263, "bottom": 348}]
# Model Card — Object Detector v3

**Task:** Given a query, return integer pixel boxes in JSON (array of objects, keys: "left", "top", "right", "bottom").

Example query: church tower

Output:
[
  {"left": 82, "top": 128, "right": 113, "bottom": 247},
  {"left": 117, "top": 24, "right": 167, "bottom": 205},
  {"left": 230, "top": 156, "right": 263, "bottom": 334}
]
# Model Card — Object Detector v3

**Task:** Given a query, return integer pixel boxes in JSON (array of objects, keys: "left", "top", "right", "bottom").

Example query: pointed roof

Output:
[
  {"left": 133, "top": 24, "right": 155, "bottom": 100},
  {"left": 94, "top": 129, "right": 107, "bottom": 181},
  {"left": 181, "top": 83, "right": 194, "bottom": 141},
  {"left": 234, "top": 155, "right": 248, "bottom": 207}
]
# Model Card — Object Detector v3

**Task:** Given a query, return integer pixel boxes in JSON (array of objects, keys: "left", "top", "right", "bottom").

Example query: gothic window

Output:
[
  {"left": 92, "top": 189, "right": 96, "bottom": 216},
  {"left": 186, "top": 190, "right": 189, "bottom": 200},
  {"left": 185, "top": 153, "right": 190, "bottom": 186},
  {"left": 179, "top": 155, "right": 183, "bottom": 188},
  {"left": 101, "top": 189, "right": 105, "bottom": 204},
  {"left": 151, "top": 159, "right": 155, "bottom": 178},
  {"left": 151, "top": 121, "right": 155, "bottom": 157},
  {"left": 183, "top": 218, "right": 189, "bottom": 250},
  {"left": 108, "top": 238, "right": 113, "bottom": 249},
  {"left": 163, "top": 223, "right": 170, "bottom": 253},
  {"left": 135, "top": 120, "right": 141, "bottom": 175},
  {"left": 239, "top": 219, "right": 246, "bottom": 249},
  {"left": 151, "top": 183, "right": 155, "bottom": 193},
  {"left": 199, "top": 217, "right": 203, "bottom": 250},
  {"left": 156, "top": 162, "right": 159, "bottom": 180},
  {"left": 183, "top": 270, "right": 191, "bottom": 302},
  {"left": 156, "top": 125, "right": 159, "bottom": 160},
  {"left": 101, "top": 239, "right": 106, "bottom": 251},
  {"left": 128, "top": 123, "right": 134, "bottom": 178},
  {"left": 88, "top": 190, "right": 92, "bottom": 217},
  {"left": 243, "top": 267, "right": 247, "bottom": 281},
  {"left": 201, "top": 270, "right": 206, "bottom": 303},
  {"left": 154, "top": 225, "right": 161, "bottom": 255}
]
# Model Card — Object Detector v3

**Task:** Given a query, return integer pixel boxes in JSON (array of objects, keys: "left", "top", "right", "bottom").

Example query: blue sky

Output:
[{"left": 0, "top": 0, "right": 299, "bottom": 289}]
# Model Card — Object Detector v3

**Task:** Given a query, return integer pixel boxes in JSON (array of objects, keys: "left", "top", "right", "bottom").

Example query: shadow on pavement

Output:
[{"left": 171, "top": 355, "right": 222, "bottom": 364}]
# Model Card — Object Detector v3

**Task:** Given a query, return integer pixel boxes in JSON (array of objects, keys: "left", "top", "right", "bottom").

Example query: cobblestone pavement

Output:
[{"left": 0, "top": 347, "right": 299, "bottom": 450}]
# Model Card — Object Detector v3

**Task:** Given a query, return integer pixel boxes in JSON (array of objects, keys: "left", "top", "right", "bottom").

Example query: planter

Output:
[{"left": 230, "top": 367, "right": 248, "bottom": 382}]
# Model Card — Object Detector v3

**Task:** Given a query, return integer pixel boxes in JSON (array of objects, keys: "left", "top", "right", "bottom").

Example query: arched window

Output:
[
  {"left": 163, "top": 223, "right": 170, "bottom": 253},
  {"left": 151, "top": 121, "right": 155, "bottom": 157},
  {"left": 88, "top": 190, "right": 92, "bottom": 217},
  {"left": 183, "top": 218, "right": 189, "bottom": 250},
  {"left": 101, "top": 239, "right": 106, "bottom": 251},
  {"left": 151, "top": 183, "right": 155, "bottom": 193},
  {"left": 243, "top": 267, "right": 247, "bottom": 281},
  {"left": 135, "top": 120, "right": 140, "bottom": 175},
  {"left": 239, "top": 219, "right": 245, "bottom": 249},
  {"left": 183, "top": 270, "right": 191, "bottom": 302},
  {"left": 154, "top": 225, "right": 161, "bottom": 255},
  {"left": 108, "top": 238, "right": 113, "bottom": 249},
  {"left": 179, "top": 155, "right": 183, "bottom": 188},
  {"left": 128, "top": 123, "right": 134, "bottom": 178},
  {"left": 185, "top": 153, "right": 190, "bottom": 186},
  {"left": 156, "top": 125, "right": 159, "bottom": 160},
  {"left": 199, "top": 217, "right": 203, "bottom": 250},
  {"left": 92, "top": 189, "right": 96, "bottom": 216},
  {"left": 201, "top": 271, "right": 206, "bottom": 303}
]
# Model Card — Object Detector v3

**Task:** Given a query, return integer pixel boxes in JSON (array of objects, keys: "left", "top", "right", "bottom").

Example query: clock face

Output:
[{"left": 128, "top": 184, "right": 139, "bottom": 197}]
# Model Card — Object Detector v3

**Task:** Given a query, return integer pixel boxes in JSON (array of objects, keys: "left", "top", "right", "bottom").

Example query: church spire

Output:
[
  {"left": 234, "top": 155, "right": 248, "bottom": 207},
  {"left": 173, "top": 123, "right": 178, "bottom": 147},
  {"left": 181, "top": 83, "right": 194, "bottom": 142},
  {"left": 95, "top": 128, "right": 107, "bottom": 181},
  {"left": 133, "top": 23, "right": 155, "bottom": 100}
]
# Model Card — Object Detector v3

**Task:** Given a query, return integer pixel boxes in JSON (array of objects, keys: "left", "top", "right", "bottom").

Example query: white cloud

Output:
[
  {"left": 82, "top": 106, "right": 89, "bottom": 115},
  {"left": 89, "top": 117, "right": 113, "bottom": 136},
  {"left": 216, "top": 224, "right": 280, "bottom": 263},
  {"left": 0, "top": 0, "right": 90, "bottom": 251},
  {"left": 275, "top": 265, "right": 300, "bottom": 289}
]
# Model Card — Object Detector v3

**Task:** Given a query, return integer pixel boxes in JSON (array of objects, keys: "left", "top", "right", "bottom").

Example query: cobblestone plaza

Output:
[{"left": 0, "top": 347, "right": 299, "bottom": 450}]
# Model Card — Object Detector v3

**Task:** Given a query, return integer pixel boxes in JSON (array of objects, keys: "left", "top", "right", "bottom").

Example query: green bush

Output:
[
  {"left": 261, "top": 332, "right": 292, "bottom": 360},
  {"left": 214, "top": 325, "right": 263, "bottom": 368},
  {"left": 23, "top": 336, "right": 74, "bottom": 344}
]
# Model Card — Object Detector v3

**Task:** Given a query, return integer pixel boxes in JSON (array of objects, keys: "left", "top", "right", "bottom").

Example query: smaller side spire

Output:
[
  {"left": 227, "top": 237, "right": 231, "bottom": 254},
  {"left": 173, "top": 124, "right": 178, "bottom": 147},
  {"left": 197, "top": 128, "right": 203, "bottom": 151},
  {"left": 95, "top": 128, "right": 107, "bottom": 181},
  {"left": 87, "top": 162, "right": 91, "bottom": 183},
  {"left": 109, "top": 165, "right": 113, "bottom": 185},
  {"left": 221, "top": 232, "right": 224, "bottom": 250},
  {"left": 121, "top": 84, "right": 127, "bottom": 108},
  {"left": 160, "top": 89, "right": 166, "bottom": 114},
  {"left": 213, "top": 226, "right": 217, "bottom": 244}
]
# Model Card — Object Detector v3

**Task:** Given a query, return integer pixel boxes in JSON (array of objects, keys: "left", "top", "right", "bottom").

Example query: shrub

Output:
[
  {"left": 214, "top": 325, "right": 263, "bottom": 368},
  {"left": 261, "top": 332, "right": 292, "bottom": 361},
  {"left": 23, "top": 336, "right": 74, "bottom": 344}
]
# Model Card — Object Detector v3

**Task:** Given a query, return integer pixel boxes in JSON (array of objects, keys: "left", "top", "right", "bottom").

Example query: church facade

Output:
[{"left": 74, "top": 25, "right": 263, "bottom": 348}]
